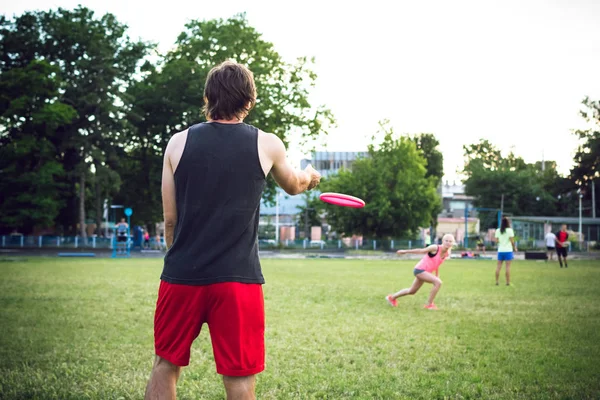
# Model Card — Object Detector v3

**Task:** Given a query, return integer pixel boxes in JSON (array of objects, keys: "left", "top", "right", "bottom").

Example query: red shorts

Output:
[{"left": 154, "top": 280, "right": 265, "bottom": 376}]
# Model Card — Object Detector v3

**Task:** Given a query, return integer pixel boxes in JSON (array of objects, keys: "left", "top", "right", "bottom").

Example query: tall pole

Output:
[
  {"left": 579, "top": 192, "right": 583, "bottom": 246},
  {"left": 500, "top": 193, "right": 504, "bottom": 220},
  {"left": 305, "top": 207, "right": 309, "bottom": 240},
  {"left": 464, "top": 206, "right": 468, "bottom": 248},
  {"left": 103, "top": 199, "right": 109, "bottom": 238},
  {"left": 593, "top": 180, "right": 596, "bottom": 219},
  {"left": 541, "top": 149, "right": 545, "bottom": 171},
  {"left": 275, "top": 190, "right": 280, "bottom": 243}
]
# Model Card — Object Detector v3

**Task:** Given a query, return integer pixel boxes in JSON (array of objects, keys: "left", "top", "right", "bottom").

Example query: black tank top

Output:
[{"left": 161, "top": 122, "right": 266, "bottom": 285}]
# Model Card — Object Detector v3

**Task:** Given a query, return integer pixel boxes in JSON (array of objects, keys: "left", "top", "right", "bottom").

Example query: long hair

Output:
[{"left": 500, "top": 217, "right": 510, "bottom": 234}]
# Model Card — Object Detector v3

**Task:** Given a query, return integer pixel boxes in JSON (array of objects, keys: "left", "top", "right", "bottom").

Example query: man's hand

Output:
[{"left": 304, "top": 164, "right": 321, "bottom": 190}]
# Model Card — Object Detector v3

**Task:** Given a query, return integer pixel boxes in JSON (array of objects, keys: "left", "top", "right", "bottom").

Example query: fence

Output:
[
  {"left": 1, "top": 235, "right": 595, "bottom": 252},
  {"left": 0, "top": 235, "right": 161, "bottom": 250},
  {"left": 265, "top": 238, "right": 427, "bottom": 251}
]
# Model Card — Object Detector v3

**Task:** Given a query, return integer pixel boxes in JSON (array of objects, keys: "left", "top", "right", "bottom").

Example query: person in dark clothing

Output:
[
  {"left": 145, "top": 60, "right": 321, "bottom": 400},
  {"left": 555, "top": 224, "right": 569, "bottom": 268}
]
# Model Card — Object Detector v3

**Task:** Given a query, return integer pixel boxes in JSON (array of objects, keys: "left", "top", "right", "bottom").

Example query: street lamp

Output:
[
  {"left": 577, "top": 189, "right": 583, "bottom": 248},
  {"left": 275, "top": 190, "right": 280, "bottom": 244}
]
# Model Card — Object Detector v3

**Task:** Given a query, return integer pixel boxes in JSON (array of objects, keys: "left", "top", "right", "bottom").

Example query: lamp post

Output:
[
  {"left": 578, "top": 189, "right": 583, "bottom": 248},
  {"left": 275, "top": 190, "right": 280, "bottom": 244}
]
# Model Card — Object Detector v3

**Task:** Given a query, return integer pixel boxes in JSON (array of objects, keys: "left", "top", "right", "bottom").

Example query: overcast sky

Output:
[{"left": 3, "top": 0, "right": 600, "bottom": 180}]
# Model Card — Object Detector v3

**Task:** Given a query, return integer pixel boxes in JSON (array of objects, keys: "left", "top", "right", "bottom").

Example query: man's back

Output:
[{"left": 161, "top": 122, "right": 266, "bottom": 285}]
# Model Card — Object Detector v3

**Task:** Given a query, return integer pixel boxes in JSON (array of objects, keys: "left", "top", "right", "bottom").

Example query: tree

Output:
[
  {"left": 410, "top": 133, "right": 444, "bottom": 228},
  {"left": 0, "top": 7, "right": 148, "bottom": 235},
  {"left": 121, "top": 14, "right": 334, "bottom": 224},
  {"left": 570, "top": 97, "right": 599, "bottom": 217},
  {"left": 0, "top": 59, "right": 76, "bottom": 232},
  {"left": 462, "top": 139, "right": 527, "bottom": 177},
  {"left": 571, "top": 97, "right": 600, "bottom": 183},
  {"left": 461, "top": 139, "right": 570, "bottom": 227},
  {"left": 411, "top": 133, "right": 444, "bottom": 182},
  {"left": 320, "top": 121, "right": 440, "bottom": 238}
]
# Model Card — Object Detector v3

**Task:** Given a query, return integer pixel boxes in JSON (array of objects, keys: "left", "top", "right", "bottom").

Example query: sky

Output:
[{"left": 3, "top": 0, "right": 600, "bottom": 181}]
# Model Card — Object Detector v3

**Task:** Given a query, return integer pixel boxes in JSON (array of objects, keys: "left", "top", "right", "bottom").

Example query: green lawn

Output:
[{"left": 0, "top": 257, "right": 599, "bottom": 399}]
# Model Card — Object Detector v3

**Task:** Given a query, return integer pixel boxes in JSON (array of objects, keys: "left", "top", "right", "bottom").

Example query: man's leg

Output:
[
  {"left": 209, "top": 283, "right": 264, "bottom": 400},
  {"left": 149, "top": 281, "right": 204, "bottom": 400},
  {"left": 145, "top": 356, "right": 181, "bottom": 400},
  {"left": 223, "top": 375, "right": 256, "bottom": 400},
  {"left": 557, "top": 249, "right": 563, "bottom": 267}
]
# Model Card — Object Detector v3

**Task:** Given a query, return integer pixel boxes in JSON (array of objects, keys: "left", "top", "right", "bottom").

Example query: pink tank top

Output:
[{"left": 415, "top": 245, "right": 449, "bottom": 273}]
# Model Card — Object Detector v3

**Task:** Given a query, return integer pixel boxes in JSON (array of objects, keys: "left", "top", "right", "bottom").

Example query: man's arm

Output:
[
  {"left": 161, "top": 140, "right": 177, "bottom": 249},
  {"left": 263, "top": 132, "right": 320, "bottom": 195}
]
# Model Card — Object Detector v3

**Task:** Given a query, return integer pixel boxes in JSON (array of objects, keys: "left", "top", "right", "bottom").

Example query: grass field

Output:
[{"left": 1, "top": 257, "right": 599, "bottom": 399}]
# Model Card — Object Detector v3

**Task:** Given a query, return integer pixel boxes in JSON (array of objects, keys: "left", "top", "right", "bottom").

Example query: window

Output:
[{"left": 449, "top": 201, "right": 466, "bottom": 210}]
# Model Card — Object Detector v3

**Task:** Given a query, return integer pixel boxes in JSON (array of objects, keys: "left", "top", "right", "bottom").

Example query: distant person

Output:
[
  {"left": 544, "top": 230, "right": 556, "bottom": 262},
  {"left": 154, "top": 233, "right": 162, "bottom": 250},
  {"left": 115, "top": 218, "right": 129, "bottom": 254},
  {"left": 494, "top": 217, "right": 517, "bottom": 286},
  {"left": 424, "top": 229, "right": 432, "bottom": 246},
  {"left": 555, "top": 224, "right": 569, "bottom": 268},
  {"left": 476, "top": 235, "right": 486, "bottom": 255}
]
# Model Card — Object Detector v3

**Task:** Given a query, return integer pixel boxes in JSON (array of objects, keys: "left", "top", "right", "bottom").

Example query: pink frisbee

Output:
[{"left": 319, "top": 192, "right": 365, "bottom": 208}]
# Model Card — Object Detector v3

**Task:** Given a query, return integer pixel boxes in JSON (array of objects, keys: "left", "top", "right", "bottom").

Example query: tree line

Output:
[{"left": 0, "top": 7, "right": 597, "bottom": 239}]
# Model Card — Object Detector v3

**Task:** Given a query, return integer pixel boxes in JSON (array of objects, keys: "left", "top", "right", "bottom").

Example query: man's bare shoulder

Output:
[
  {"left": 165, "top": 128, "right": 189, "bottom": 154},
  {"left": 258, "top": 129, "right": 279, "bottom": 142},
  {"left": 258, "top": 130, "right": 284, "bottom": 152},
  {"left": 169, "top": 129, "right": 188, "bottom": 145}
]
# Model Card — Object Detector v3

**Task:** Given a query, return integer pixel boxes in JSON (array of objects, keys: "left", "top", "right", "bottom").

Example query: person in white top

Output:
[
  {"left": 494, "top": 217, "right": 517, "bottom": 286},
  {"left": 544, "top": 230, "right": 556, "bottom": 262}
]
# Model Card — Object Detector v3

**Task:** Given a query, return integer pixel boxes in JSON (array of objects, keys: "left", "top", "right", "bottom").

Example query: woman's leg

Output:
[
  {"left": 390, "top": 278, "right": 424, "bottom": 300},
  {"left": 495, "top": 261, "right": 503, "bottom": 285},
  {"left": 414, "top": 272, "right": 442, "bottom": 306}
]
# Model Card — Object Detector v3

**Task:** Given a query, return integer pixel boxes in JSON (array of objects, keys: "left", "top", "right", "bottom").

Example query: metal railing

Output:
[{"left": 1, "top": 235, "right": 595, "bottom": 252}]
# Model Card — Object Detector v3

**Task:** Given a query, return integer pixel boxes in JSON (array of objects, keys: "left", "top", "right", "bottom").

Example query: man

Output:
[
  {"left": 476, "top": 235, "right": 486, "bottom": 255},
  {"left": 145, "top": 60, "right": 321, "bottom": 400},
  {"left": 555, "top": 224, "right": 569, "bottom": 268},
  {"left": 115, "top": 218, "right": 129, "bottom": 254},
  {"left": 424, "top": 229, "right": 431, "bottom": 246},
  {"left": 544, "top": 229, "right": 557, "bottom": 262}
]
